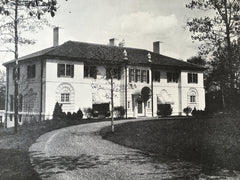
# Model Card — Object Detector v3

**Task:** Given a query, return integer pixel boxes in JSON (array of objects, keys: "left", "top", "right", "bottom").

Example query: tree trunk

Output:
[
  {"left": 224, "top": 0, "right": 234, "bottom": 106},
  {"left": 111, "top": 75, "right": 114, "bottom": 133},
  {"left": 14, "top": 0, "right": 19, "bottom": 133}
]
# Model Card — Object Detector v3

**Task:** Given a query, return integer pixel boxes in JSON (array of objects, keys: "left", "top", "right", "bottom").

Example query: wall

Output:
[{"left": 6, "top": 59, "right": 43, "bottom": 127}]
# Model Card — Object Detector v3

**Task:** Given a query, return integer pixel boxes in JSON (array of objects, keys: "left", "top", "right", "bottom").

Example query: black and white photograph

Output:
[{"left": 0, "top": 0, "right": 240, "bottom": 179}]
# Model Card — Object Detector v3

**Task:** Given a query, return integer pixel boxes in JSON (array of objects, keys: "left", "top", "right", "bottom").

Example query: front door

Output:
[{"left": 137, "top": 101, "right": 143, "bottom": 116}]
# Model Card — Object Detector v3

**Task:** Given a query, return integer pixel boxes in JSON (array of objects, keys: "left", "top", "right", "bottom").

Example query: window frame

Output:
[
  {"left": 60, "top": 93, "right": 70, "bottom": 103},
  {"left": 188, "top": 73, "right": 198, "bottom": 84},
  {"left": 153, "top": 70, "right": 161, "bottom": 82},
  {"left": 27, "top": 64, "right": 36, "bottom": 79},
  {"left": 57, "top": 63, "right": 74, "bottom": 78},
  {"left": 167, "top": 72, "right": 179, "bottom": 83},
  {"left": 84, "top": 65, "right": 97, "bottom": 79}
]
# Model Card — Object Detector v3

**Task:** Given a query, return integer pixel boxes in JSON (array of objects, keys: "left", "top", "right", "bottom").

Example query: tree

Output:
[
  {"left": 187, "top": 56, "right": 206, "bottom": 66},
  {"left": 0, "top": 0, "right": 61, "bottom": 133},
  {"left": 186, "top": 0, "right": 240, "bottom": 106},
  {"left": 87, "top": 44, "right": 127, "bottom": 132},
  {"left": 0, "top": 70, "right": 5, "bottom": 110}
]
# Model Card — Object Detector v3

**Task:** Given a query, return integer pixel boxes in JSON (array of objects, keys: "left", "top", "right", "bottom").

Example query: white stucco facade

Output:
[{"left": 3, "top": 41, "right": 206, "bottom": 127}]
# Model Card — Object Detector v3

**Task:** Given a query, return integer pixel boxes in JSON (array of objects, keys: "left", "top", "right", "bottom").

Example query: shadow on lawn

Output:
[{"left": 0, "top": 149, "right": 40, "bottom": 180}]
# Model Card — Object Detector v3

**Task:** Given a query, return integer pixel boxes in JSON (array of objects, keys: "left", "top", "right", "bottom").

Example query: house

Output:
[{"left": 3, "top": 28, "right": 205, "bottom": 127}]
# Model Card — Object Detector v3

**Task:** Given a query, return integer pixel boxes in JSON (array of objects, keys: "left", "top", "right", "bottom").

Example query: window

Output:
[
  {"left": 141, "top": 70, "right": 147, "bottom": 82},
  {"left": 129, "top": 69, "right": 134, "bottom": 82},
  {"left": 153, "top": 70, "right": 161, "bottom": 82},
  {"left": 188, "top": 73, "right": 198, "bottom": 84},
  {"left": 19, "top": 115, "right": 22, "bottom": 123},
  {"left": 10, "top": 114, "right": 13, "bottom": 121},
  {"left": 167, "top": 72, "right": 179, "bottom": 83},
  {"left": 106, "top": 67, "right": 121, "bottom": 80},
  {"left": 190, "top": 95, "right": 196, "bottom": 103},
  {"left": 13, "top": 67, "right": 20, "bottom": 80},
  {"left": 57, "top": 64, "right": 74, "bottom": 77},
  {"left": 135, "top": 69, "right": 141, "bottom": 82},
  {"left": 127, "top": 101, "right": 130, "bottom": 109},
  {"left": 129, "top": 69, "right": 149, "bottom": 83},
  {"left": 84, "top": 65, "right": 97, "bottom": 79},
  {"left": 10, "top": 95, "right": 13, "bottom": 111},
  {"left": 61, "top": 93, "right": 70, "bottom": 103},
  {"left": 147, "top": 101, "right": 151, "bottom": 108},
  {"left": 27, "top": 65, "right": 36, "bottom": 78}
]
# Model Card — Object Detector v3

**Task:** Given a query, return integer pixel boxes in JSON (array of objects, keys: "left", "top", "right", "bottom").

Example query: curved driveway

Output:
[{"left": 29, "top": 119, "right": 239, "bottom": 180}]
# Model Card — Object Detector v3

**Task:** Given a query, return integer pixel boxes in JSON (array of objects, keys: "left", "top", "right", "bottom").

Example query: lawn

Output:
[
  {"left": 0, "top": 118, "right": 108, "bottom": 180},
  {"left": 100, "top": 115, "right": 240, "bottom": 171}
]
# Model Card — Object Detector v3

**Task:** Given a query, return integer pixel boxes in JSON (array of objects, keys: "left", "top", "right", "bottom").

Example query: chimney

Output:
[
  {"left": 53, "top": 27, "right": 59, "bottom": 47},
  {"left": 153, "top": 41, "right": 160, "bottom": 54},
  {"left": 109, "top": 38, "right": 115, "bottom": 46}
]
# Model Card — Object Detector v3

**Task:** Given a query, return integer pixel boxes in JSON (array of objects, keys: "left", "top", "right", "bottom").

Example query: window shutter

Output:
[
  {"left": 129, "top": 69, "right": 132, "bottom": 82},
  {"left": 188, "top": 73, "right": 191, "bottom": 83},
  {"left": 57, "top": 64, "right": 61, "bottom": 77},
  {"left": 70, "top": 65, "right": 74, "bottom": 78},
  {"left": 33, "top": 65, "right": 36, "bottom": 78}
]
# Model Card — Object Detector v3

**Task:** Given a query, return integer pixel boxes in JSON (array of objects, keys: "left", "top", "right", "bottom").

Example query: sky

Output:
[{"left": 0, "top": 0, "right": 204, "bottom": 70}]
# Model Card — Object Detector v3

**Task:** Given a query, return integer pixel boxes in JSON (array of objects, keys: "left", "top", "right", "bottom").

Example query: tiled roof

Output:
[{"left": 3, "top": 41, "right": 205, "bottom": 70}]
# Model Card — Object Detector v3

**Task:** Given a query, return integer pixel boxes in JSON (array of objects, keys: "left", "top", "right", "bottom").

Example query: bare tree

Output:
[
  {"left": 0, "top": 0, "right": 61, "bottom": 133},
  {"left": 87, "top": 45, "right": 127, "bottom": 132}
]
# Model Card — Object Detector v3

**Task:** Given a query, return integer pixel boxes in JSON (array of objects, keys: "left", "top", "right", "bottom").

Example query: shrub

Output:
[
  {"left": 114, "top": 106, "right": 125, "bottom": 118},
  {"left": 157, "top": 104, "right": 172, "bottom": 117},
  {"left": 66, "top": 109, "right": 83, "bottom": 120},
  {"left": 183, "top": 106, "right": 192, "bottom": 116},
  {"left": 53, "top": 102, "right": 65, "bottom": 120},
  {"left": 76, "top": 109, "right": 83, "bottom": 120},
  {"left": 192, "top": 108, "right": 208, "bottom": 117}
]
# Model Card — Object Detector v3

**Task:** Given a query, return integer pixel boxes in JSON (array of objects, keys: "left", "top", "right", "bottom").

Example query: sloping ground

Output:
[
  {"left": 101, "top": 116, "right": 240, "bottom": 175},
  {"left": 29, "top": 118, "right": 240, "bottom": 179}
]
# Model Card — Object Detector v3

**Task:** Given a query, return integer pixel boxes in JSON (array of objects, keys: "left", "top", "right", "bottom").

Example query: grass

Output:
[
  {"left": 100, "top": 115, "right": 240, "bottom": 171},
  {"left": 0, "top": 118, "right": 109, "bottom": 180}
]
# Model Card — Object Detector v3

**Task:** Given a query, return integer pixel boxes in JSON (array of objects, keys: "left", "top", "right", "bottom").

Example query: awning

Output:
[{"left": 157, "top": 92, "right": 174, "bottom": 104}]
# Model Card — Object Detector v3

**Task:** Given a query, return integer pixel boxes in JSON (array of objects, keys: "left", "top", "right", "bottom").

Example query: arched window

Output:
[
  {"left": 56, "top": 83, "right": 74, "bottom": 112},
  {"left": 187, "top": 88, "right": 198, "bottom": 108}
]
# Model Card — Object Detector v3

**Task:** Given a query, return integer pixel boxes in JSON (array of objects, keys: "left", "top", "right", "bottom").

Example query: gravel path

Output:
[{"left": 29, "top": 119, "right": 240, "bottom": 180}]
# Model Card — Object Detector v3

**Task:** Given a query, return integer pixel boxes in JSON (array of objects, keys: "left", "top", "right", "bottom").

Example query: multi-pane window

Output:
[
  {"left": 141, "top": 70, "right": 147, "bottom": 82},
  {"left": 129, "top": 69, "right": 149, "bottom": 83},
  {"left": 190, "top": 95, "right": 196, "bottom": 103},
  {"left": 167, "top": 72, "right": 179, "bottom": 83},
  {"left": 135, "top": 69, "right": 141, "bottom": 82},
  {"left": 27, "top": 64, "right": 36, "bottom": 78},
  {"left": 61, "top": 93, "right": 70, "bottom": 102},
  {"left": 57, "top": 64, "right": 74, "bottom": 77},
  {"left": 84, "top": 65, "right": 97, "bottom": 79},
  {"left": 106, "top": 67, "right": 121, "bottom": 79},
  {"left": 153, "top": 70, "right": 161, "bottom": 82},
  {"left": 188, "top": 73, "right": 198, "bottom": 84},
  {"left": 13, "top": 67, "right": 20, "bottom": 80},
  {"left": 129, "top": 69, "right": 134, "bottom": 82}
]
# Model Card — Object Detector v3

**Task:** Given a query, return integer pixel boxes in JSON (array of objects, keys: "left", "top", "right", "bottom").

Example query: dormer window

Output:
[{"left": 57, "top": 64, "right": 74, "bottom": 78}]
